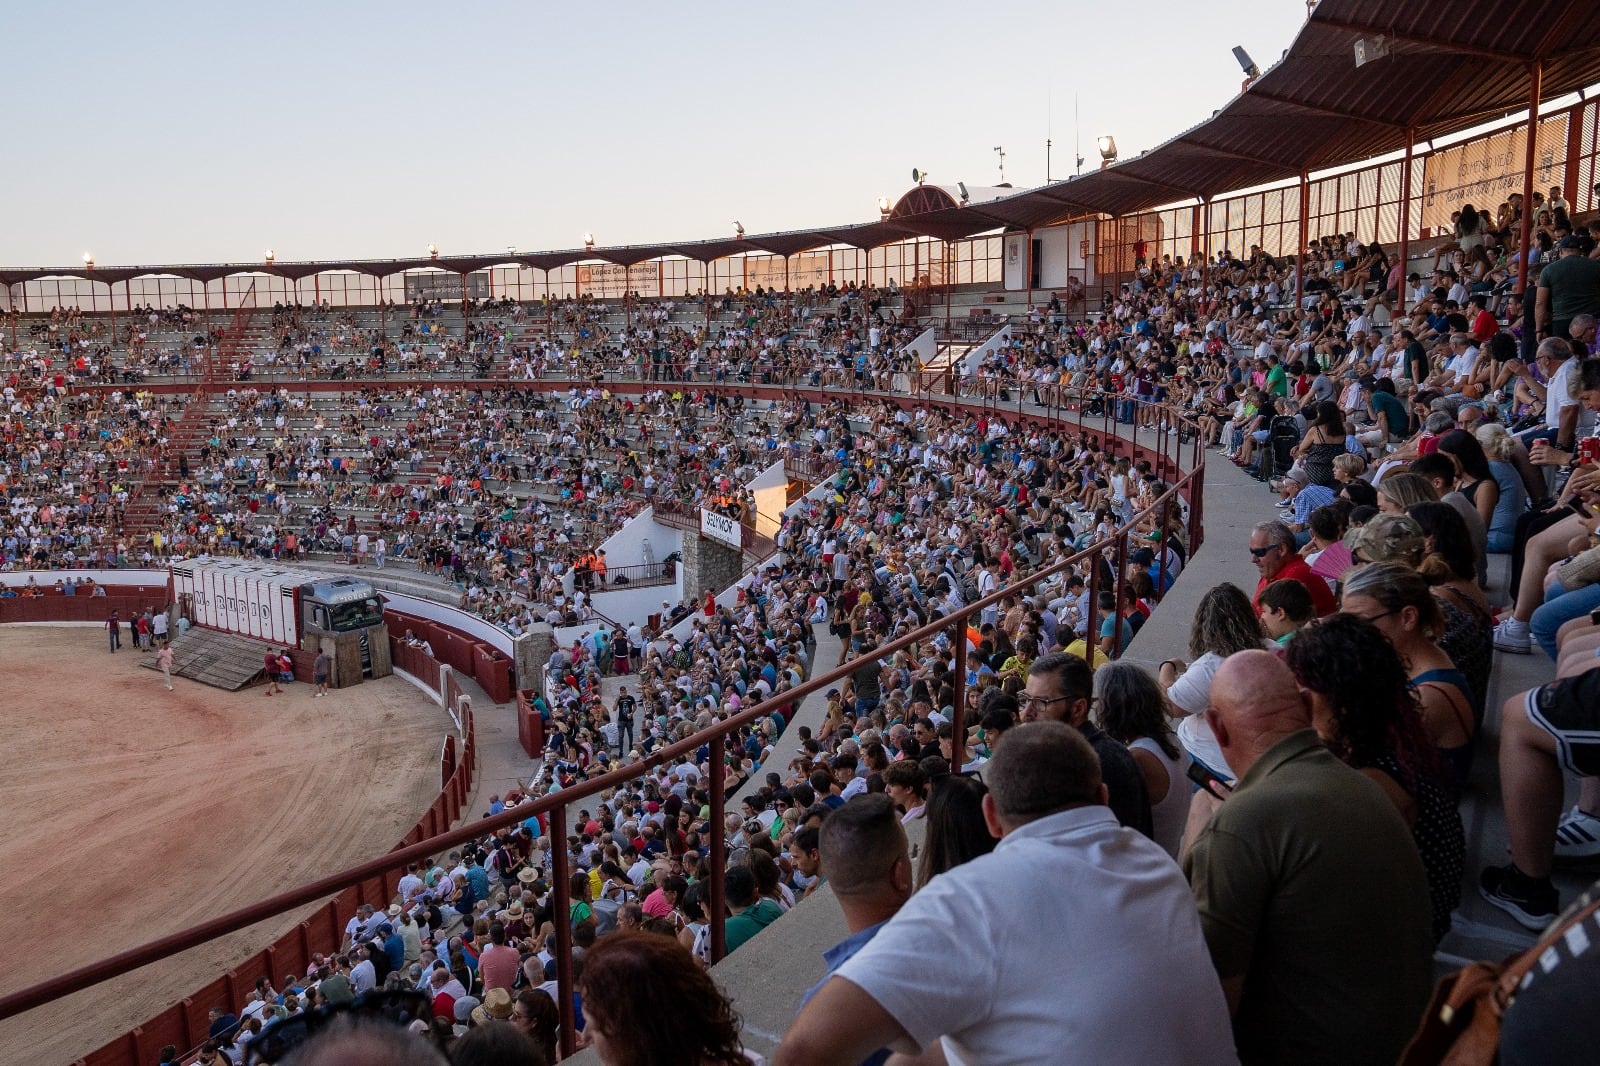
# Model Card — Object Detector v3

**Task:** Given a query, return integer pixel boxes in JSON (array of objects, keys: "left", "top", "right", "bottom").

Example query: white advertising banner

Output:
[
  {"left": 577, "top": 263, "right": 659, "bottom": 298},
  {"left": 700, "top": 508, "right": 741, "bottom": 549}
]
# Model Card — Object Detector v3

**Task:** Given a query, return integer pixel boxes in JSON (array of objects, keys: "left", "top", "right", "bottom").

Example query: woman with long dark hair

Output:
[
  {"left": 1433, "top": 428, "right": 1499, "bottom": 534},
  {"left": 1286, "top": 613, "right": 1464, "bottom": 942},
  {"left": 1095, "top": 663, "right": 1189, "bottom": 858},
  {"left": 916, "top": 773, "right": 996, "bottom": 886},
  {"left": 1294, "top": 400, "right": 1348, "bottom": 488},
  {"left": 578, "top": 933, "right": 753, "bottom": 1066},
  {"left": 1341, "top": 563, "right": 1477, "bottom": 784},
  {"left": 1456, "top": 203, "right": 1485, "bottom": 252},
  {"left": 1407, "top": 501, "right": 1493, "bottom": 729}
]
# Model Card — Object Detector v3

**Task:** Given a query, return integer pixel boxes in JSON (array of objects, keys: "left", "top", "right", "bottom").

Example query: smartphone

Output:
[{"left": 1186, "top": 761, "right": 1233, "bottom": 800}]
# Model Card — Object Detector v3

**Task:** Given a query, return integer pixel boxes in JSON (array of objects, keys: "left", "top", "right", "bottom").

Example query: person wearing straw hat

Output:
[{"left": 470, "top": 987, "right": 516, "bottom": 1027}]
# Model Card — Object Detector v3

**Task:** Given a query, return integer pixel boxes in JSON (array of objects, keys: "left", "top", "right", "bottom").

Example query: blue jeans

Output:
[
  {"left": 1516, "top": 425, "right": 1558, "bottom": 449},
  {"left": 1531, "top": 580, "right": 1600, "bottom": 659}
]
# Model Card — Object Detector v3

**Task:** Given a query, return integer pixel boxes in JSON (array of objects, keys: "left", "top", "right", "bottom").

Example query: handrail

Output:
[{"left": 0, "top": 391, "right": 1202, "bottom": 1062}]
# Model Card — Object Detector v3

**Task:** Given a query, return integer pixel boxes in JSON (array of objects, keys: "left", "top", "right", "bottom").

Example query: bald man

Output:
[{"left": 1183, "top": 651, "right": 1433, "bottom": 1066}]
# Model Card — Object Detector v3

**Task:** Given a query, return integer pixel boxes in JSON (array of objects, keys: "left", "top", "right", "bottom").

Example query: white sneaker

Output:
[
  {"left": 1493, "top": 617, "right": 1532, "bottom": 654},
  {"left": 1555, "top": 807, "right": 1600, "bottom": 863}
]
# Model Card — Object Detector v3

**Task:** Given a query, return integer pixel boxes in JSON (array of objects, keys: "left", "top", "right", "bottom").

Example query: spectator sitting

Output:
[
  {"left": 1285, "top": 614, "right": 1465, "bottom": 942},
  {"left": 775, "top": 721, "right": 1237, "bottom": 1066},
  {"left": 1183, "top": 650, "right": 1434, "bottom": 1066},
  {"left": 1256, "top": 579, "right": 1315, "bottom": 647}
]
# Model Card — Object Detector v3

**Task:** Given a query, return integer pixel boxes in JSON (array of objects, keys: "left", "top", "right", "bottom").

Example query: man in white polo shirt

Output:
[{"left": 775, "top": 721, "right": 1237, "bottom": 1066}]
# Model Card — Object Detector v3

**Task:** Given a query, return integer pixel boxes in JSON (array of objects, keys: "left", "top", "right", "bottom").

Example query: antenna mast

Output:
[{"left": 1074, "top": 93, "right": 1084, "bottom": 175}]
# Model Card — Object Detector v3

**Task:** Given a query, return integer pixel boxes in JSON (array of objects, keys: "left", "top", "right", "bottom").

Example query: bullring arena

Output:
[
  {"left": 0, "top": 624, "right": 450, "bottom": 1065},
  {"left": 6, "top": 2, "right": 1600, "bottom": 1063}
]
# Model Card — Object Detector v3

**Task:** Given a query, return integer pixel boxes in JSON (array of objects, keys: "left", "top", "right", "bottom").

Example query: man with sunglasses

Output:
[{"left": 1248, "top": 520, "right": 1335, "bottom": 618}]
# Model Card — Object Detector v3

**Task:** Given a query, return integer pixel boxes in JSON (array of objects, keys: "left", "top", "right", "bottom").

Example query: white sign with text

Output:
[{"left": 700, "top": 508, "right": 741, "bottom": 549}]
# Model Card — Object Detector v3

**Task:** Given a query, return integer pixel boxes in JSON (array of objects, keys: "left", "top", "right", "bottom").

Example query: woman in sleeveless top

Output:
[
  {"left": 1408, "top": 501, "right": 1494, "bottom": 731},
  {"left": 1287, "top": 615, "right": 1465, "bottom": 943},
  {"left": 1341, "top": 563, "right": 1477, "bottom": 789},
  {"left": 1435, "top": 429, "right": 1499, "bottom": 534},
  {"left": 1294, "top": 400, "right": 1348, "bottom": 488},
  {"left": 1094, "top": 663, "right": 1191, "bottom": 859}
]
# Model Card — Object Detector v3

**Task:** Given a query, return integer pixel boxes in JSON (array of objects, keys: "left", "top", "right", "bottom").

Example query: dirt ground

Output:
[{"left": 0, "top": 626, "right": 450, "bottom": 1066}]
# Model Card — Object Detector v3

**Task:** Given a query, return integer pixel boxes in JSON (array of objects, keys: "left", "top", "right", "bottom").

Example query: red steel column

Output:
[
  {"left": 1516, "top": 60, "right": 1544, "bottom": 296},
  {"left": 949, "top": 618, "right": 966, "bottom": 767},
  {"left": 1397, "top": 130, "right": 1416, "bottom": 318},
  {"left": 708, "top": 732, "right": 728, "bottom": 961},
  {"left": 550, "top": 807, "right": 576, "bottom": 1058},
  {"left": 1296, "top": 174, "right": 1309, "bottom": 307}
]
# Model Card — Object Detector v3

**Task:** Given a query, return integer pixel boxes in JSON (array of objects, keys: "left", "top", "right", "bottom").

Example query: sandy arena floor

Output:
[{"left": 0, "top": 626, "right": 450, "bottom": 1066}]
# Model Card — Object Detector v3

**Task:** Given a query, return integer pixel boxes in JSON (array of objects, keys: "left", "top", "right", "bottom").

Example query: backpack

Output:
[{"left": 1400, "top": 890, "right": 1600, "bottom": 1065}]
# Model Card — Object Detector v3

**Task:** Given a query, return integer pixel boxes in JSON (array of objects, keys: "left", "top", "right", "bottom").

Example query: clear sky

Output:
[{"left": 2, "top": 1, "right": 1309, "bottom": 267}]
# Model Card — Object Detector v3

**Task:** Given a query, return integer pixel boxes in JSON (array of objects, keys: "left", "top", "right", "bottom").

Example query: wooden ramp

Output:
[{"left": 142, "top": 629, "right": 272, "bottom": 691}]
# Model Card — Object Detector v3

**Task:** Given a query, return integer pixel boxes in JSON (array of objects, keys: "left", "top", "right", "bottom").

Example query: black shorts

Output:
[{"left": 1526, "top": 670, "right": 1600, "bottom": 776}]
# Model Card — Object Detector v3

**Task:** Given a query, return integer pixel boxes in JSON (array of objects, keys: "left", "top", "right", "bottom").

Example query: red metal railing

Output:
[{"left": 0, "top": 391, "right": 1201, "bottom": 1064}]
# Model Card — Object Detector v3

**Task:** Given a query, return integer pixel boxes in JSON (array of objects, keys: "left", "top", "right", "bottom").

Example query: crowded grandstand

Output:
[{"left": 8, "top": 3, "right": 1600, "bottom": 1065}]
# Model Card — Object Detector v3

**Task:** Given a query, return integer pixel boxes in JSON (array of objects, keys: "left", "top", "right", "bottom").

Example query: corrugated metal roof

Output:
[{"left": 8, "top": 0, "right": 1600, "bottom": 288}]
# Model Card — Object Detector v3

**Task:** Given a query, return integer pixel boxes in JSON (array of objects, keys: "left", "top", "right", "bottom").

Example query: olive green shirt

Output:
[{"left": 1183, "top": 729, "right": 1434, "bottom": 1066}]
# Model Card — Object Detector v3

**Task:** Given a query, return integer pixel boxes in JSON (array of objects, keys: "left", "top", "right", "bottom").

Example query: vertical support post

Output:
[
  {"left": 1516, "top": 59, "right": 1544, "bottom": 296},
  {"left": 1563, "top": 102, "right": 1584, "bottom": 209},
  {"left": 1157, "top": 490, "right": 1173, "bottom": 603},
  {"left": 551, "top": 806, "right": 576, "bottom": 1058},
  {"left": 949, "top": 619, "right": 966, "bottom": 767},
  {"left": 1397, "top": 130, "right": 1416, "bottom": 318},
  {"left": 1296, "top": 173, "right": 1309, "bottom": 309},
  {"left": 1083, "top": 545, "right": 1101, "bottom": 665},
  {"left": 708, "top": 732, "right": 728, "bottom": 961},
  {"left": 1111, "top": 530, "right": 1129, "bottom": 658},
  {"left": 1200, "top": 201, "right": 1212, "bottom": 299},
  {"left": 1024, "top": 229, "right": 1034, "bottom": 310}
]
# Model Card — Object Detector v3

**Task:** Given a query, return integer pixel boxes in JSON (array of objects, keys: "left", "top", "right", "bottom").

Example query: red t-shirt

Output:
[{"left": 1254, "top": 556, "right": 1337, "bottom": 618}]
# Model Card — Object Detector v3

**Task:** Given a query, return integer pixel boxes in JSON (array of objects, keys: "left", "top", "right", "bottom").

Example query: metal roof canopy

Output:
[{"left": 7, "top": 0, "right": 1600, "bottom": 290}]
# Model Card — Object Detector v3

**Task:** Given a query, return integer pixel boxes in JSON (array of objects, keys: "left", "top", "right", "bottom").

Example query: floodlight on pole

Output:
[
  {"left": 427, "top": 243, "right": 438, "bottom": 260},
  {"left": 1097, "top": 136, "right": 1118, "bottom": 166},
  {"left": 264, "top": 249, "right": 276, "bottom": 264},
  {"left": 733, "top": 221, "right": 745, "bottom": 238},
  {"left": 82, "top": 252, "right": 94, "bottom": 269},
  {"left": 582, "top": 233, "right": 595, "bottom": 251},
  {"left": 877, "top": 196, "right": 892, "bottom": 220}
]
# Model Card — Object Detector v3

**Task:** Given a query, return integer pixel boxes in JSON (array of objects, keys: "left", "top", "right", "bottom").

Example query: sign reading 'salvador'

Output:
[{"left": 699, "top": 508, "right": 741, "bottom": 549}]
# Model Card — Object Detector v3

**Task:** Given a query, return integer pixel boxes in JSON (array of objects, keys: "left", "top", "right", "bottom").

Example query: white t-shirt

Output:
[
  {"left": 833, "top": 806, "right": 1238, "bottom": 1065},
  {"left": 1545, "top": 357, "right": 1598, "bottom": 434},
  {"left": 1166, "top": 651, "right": 1237, "bottom": 779}
]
